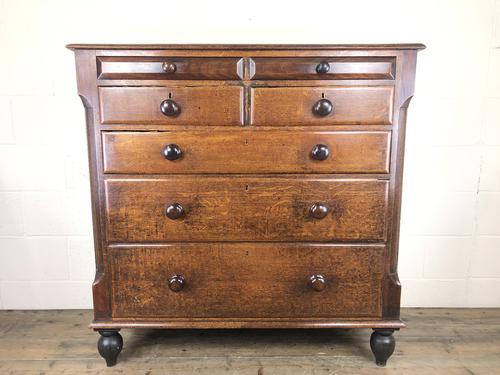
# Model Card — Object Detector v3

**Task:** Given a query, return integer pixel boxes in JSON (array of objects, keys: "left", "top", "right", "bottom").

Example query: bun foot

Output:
[
  {"left": 370, "top": 329, "right": 395, "bottom": 366},
  {"left": 97, "top": 330, "right": 123, "bottom": 367}
]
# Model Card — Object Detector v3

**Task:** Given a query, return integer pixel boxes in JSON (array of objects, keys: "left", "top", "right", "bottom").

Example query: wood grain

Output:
[
  {"left": 99, "top": 86, "right": 244, "bottom": 125},
  {"left": 97, "top": 56, "right": 243, "bottom": 80},
  {"left": 67, "top": 43, "right": 427, "bottom": 50},
  {"left": 250, "top": 86, "right": 394, "bottom": 125},
  {"left": 250, "top": 57, "right": 395, "bottom": 80},
  {"left": 104, "top": 177, "right": 389, "bottom": 242},
  {"left": 382, "top": 49, "right": 419, "bottom": 321},
  {"left": 73, "top": 49, "right": 113, "bottom": 320},
  {"left": 102, "top": 130, "right": 391, "bottom": 174},
  {"left": 109, "top": 244, "right": 385, "bottom": 319}
]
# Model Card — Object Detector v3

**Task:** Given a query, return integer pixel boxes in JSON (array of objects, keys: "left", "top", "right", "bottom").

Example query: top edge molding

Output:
[{"left": 66, "top": 43, "right": 426, "bottom": 51}]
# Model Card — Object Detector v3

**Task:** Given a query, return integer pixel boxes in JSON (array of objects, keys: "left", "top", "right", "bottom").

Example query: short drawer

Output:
[
  {"left": 105, "top": 177, "right": 388, "bottom": 242},
  {"left": 102, "top": 130, "right": 391, "bottom": 174},
  {"left": 249, "top": 57, "right": 395, "bottom": 80},
  {"left": 250, "top": 86, "right": 394, "bottom": 126},
  {"left": 110, "top": 244, "right": 385, "bottom": 319},
  {"left": 99, "top": 86, "right": 244, "bottom": 125},
  {"left": 97, "top": 56, "right": 244, "bottom": 80}
]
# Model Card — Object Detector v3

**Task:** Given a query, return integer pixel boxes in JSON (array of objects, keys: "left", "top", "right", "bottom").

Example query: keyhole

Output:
[
  {"left": 245, "top": 184, "right": 249, "bottom": 191},
  {"left": 321, "top": 93, "right": 325, "bottom": 99},
  {"left": 244, "top": 139, "right": 249, "bottom": 145},
  {"left": 168, "top": 92, "right": 172, "bottom": 99}
]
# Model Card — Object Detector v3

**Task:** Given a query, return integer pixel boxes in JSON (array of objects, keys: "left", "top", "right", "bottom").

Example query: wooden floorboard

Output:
[{"left": 0, "top": 308, "right": 499, "bottom": 374}]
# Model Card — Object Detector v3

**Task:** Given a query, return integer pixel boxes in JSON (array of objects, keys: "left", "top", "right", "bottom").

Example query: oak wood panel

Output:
[
  {"left": 250, "top": 57, "right": 395, "bottom": 80},
  {"left": 67, "top": 43, "right": 427, "bottom": 50},
  {"left": 98, "top": 124, "right": 393, "bottom": 131},
  {"left": 98, "top": 79, "right": 398, "bottom": 88},
  {"left": 92, "top": 50, "right": 419, "bottom": 59},
  {"left": 102, "top": 130, "right": 391, "bottom": 174},
  {"left": 90, "top": 318, "right": 404, "bottom": 329},
  {"left": 109, "top": 244, "right": 385, "bottom": 319},
  {"left": 97, "top": 56, "right": 243, "bottom": 80},
  {"left": 99, "top": 86, "right": 244, "bottom": 125},
  {"left": 68, "top": 48, "right": 426, "bottom": 66},
  {"left": 104, "top": 178, "right": 389, "bottom": 242},
  {"left": 250, "top": 86, "right": 394, "bottom": 125},
  {"left": 72, "top": 50, "right": 113, "bottom": 320}
]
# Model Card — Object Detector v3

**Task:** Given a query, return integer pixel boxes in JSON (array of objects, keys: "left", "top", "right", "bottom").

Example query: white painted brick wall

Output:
[{"left": 0, "top": 0, "right": 499, "bottom": 309}]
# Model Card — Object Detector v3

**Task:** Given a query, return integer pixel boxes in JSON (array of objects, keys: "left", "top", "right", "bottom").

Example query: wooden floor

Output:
[{"left": 0, "top": 309, "right": 499, "bottom": 374}]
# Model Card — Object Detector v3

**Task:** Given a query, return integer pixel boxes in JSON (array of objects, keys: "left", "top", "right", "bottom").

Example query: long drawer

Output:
[
  {"left": 102, "top": 130, "right": 391, "bottom": 174},
  {"left": 104, "top": 177, "right": 388, "bottom": 242},
  {"left": 110, "top": 244, "right": 385, "bottom": 319}
]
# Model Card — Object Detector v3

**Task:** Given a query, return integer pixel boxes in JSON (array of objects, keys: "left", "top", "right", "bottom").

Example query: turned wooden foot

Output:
[
  {"left": 97, "top": 330, "right": 123, "bottom": 367},
  {"left": 370, "top": 329, "right": 395, "bottom": 366}
]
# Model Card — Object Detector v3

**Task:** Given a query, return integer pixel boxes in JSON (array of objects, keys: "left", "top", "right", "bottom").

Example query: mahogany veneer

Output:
[{"left": 68, "top": 43, "right": 424, "bottom": 367}]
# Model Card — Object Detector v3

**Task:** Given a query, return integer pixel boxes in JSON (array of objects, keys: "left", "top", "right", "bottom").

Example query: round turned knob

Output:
[
  {"left": 162, "top": 62, "right": 177, "bottom": 73},
  {"left": 160, "top": 99, "right": 181, "bottom": 117},
  {"left": 316, "top": 61, "right": 330, "bottom": 74},
  {"left": 312, "top": 99, "right": 333, "bottom": 116},
  {"left": 309, "top": 274, "right": 327, "bottom": 292},
  {"left": 163, "top": 144, "right": 182, "bottom": 161},
  {"left": 311, "top": 144, "right": 329, "bottom": 161},
  {"left": 168, "top": 275, "right": 185, "bottom": 292},
  {"left": 309, "top": 202, "right": 329, "bottom": 219},
  {"left": 165, "top": 203, "right": 185, "bottom": 220}
]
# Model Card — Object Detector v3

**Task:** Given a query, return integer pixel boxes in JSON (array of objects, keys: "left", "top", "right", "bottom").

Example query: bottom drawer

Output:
[{"left": 110, "top": 244, "right": 385, "bottom": 319}]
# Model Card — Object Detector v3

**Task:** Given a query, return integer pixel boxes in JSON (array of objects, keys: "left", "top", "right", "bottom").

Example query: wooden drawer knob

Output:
[
  {"left": 160, "top": 99, "right": 181, "bottom": 117},
  {"left": 162, "top": 62, "right": 177, "bottom": 73},
  {"left": 309, "top": 202, "right": 329, "bottom": 219},
  {"left": 163, "top": 144, "right": 182, "bottom": 161},
  {"left": 165, "top": 203, "right": 185, "bottom": 220},
  {"left": 313, "top": 99, "right": 333, "bottom": 116},
  {"left": 311, "top": 144, "right": 329, "bottom": 161},
  {"left": 316, "top": 61, "right": 330, "bottom": 74},
  {"left": 168, "top": 275, "right": 185, "bottom": 292},
  {"left": 309, "top": 274, "right": 327, "bottom": 291}
]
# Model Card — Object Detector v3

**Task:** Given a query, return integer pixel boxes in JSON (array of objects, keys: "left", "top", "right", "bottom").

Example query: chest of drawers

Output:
[{"left": 68, "top": 43, "right": 424, "bottom": 367}]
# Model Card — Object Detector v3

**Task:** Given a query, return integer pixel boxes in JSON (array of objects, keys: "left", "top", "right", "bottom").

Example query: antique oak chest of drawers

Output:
[{"left": 68, "top": 43, "right": 424, "bottom": 367}]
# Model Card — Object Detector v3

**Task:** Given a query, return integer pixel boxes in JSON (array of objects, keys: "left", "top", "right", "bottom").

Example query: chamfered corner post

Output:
[
  {"left": 370, "top": 329, "right": 396, "bottom": 366},
  {"left": 97, "top": 329, "right": 123, "bottom": 367}
]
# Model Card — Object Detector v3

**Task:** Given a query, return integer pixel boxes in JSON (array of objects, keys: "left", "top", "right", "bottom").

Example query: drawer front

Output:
[
  {"left": 99, "top": 86, "right": 244, "bottom": 125},
  {"left": 250, "top": 86, "right": 393, "bottom": 125},
  {"left": 250, "top": 57, "right": 395, "bottom": 80},
  {"left": 110, "top": 244, "right": 385, "bottom": 319},
  {"left": 105, "top": 178, "right": 388, "bottom": 242},
  {"left": 102, "top": 130, "right": 391, "bottom": 174},
  {"left": 97, "top": 57, "right": 244, "bottom": 80}
]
